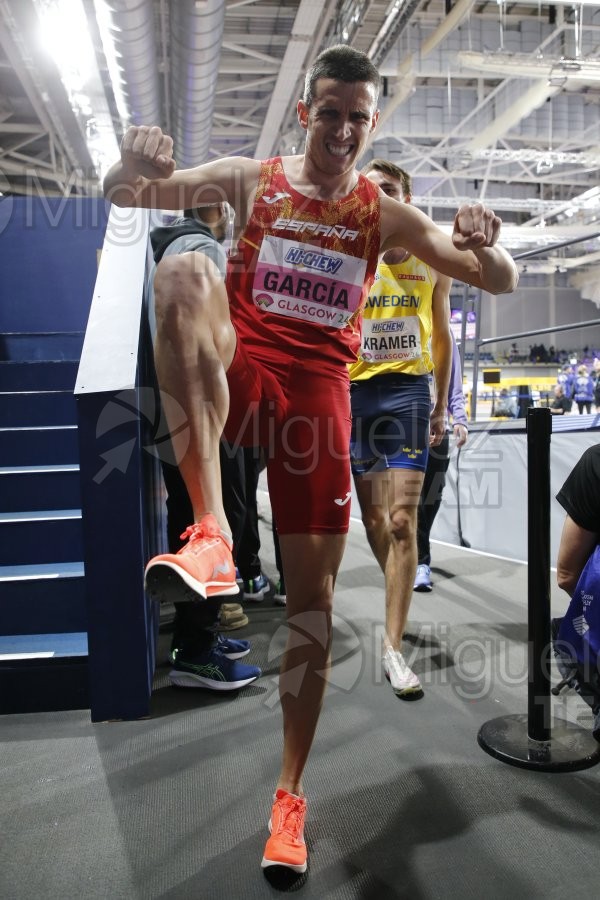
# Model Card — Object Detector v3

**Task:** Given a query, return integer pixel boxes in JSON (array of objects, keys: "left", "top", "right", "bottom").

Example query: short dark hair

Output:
[
  {"left": 183, "top": 205, "right": 220, "bottom": 222},
  {"left": 303, "top": 45, "right": 381, "bottom": 107},
  {"left": 362, "top": 158, "right": 412, "bottom": 196}
]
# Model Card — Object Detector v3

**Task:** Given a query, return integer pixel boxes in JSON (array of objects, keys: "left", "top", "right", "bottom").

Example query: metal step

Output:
[
  {"left": 0, "top": 390, "right": 77, "bottom": 427},
  {"left": 0, "top": 425, "right": 79, "bottom": 466},
  {"left": 0, "top": 464, "right": 81, "bottom": 512},
  {"left": 0, "top": 562, "right": 86, "bottom": 634},
  {"left": 0, "top": 631, "right": 87, "bottom": 658},
  {"left": 0, "top": 510, "right": 83, "bottom": 566},
  {"left": 0, "top": 360, "right": 79, "bottom": 391},
  {"left": 0, "top": 632, "right": 89, "bottom": 714},
  {"left": 0, "top": 332, "right": 84, "bottom": 362}
]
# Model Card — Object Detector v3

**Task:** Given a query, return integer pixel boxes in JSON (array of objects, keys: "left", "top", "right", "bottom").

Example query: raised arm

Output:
[
  {"left": 103, "top": 125, "right": 260, "bottom": 218},
  {"left": 380, "top": 196, "right": 518, "bottom": 295}
]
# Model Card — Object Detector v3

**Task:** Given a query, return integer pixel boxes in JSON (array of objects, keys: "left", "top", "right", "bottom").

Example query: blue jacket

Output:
[
  {"left": 557, "top": 370, "right": 575, "bottom": 398},
  {"left": 574, "top": 374, "right": 594, "bottom": 403}
]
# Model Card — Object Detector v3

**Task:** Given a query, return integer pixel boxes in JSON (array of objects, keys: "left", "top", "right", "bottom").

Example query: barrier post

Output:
[
  {"left": 477, "top": 407, "right": 600, "bottom": 770},
  {"left": 527, "top": 406, "right": 551, "bottom": 741}
]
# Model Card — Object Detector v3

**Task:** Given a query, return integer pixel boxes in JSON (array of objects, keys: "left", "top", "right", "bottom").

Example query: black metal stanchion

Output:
[{"left": 477, "top": 407, "right": 600, "bottom": 771}]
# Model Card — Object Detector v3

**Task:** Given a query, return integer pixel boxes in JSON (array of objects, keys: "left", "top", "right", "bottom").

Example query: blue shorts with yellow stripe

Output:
[{"left": 350, "top": 372, "right": 430, "bottom": 475}]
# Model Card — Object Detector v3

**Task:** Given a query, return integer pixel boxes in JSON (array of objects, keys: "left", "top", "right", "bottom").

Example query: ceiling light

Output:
[
  {"left": 36, "top": 0, "right": 91, "bottom": 94},
  {"left": 534, "top": 0, "right": 600, "bottom": 5},
  {"left": 473, "top": 148, "right": 600, "bottom": 168},
  {"left": 459, "top": 51, "right": 600, "bottom": 83},
  {"left": 368, "top": 0, "right": 407, "bottom": 62},
  {"left": 93, "top": 0, "right": 130, "bottom": 127},
  {"left": 536, "top": 157, "right": 554, "bottom": 175},
  {"left": 33, "top": 0, "right": 120, "bottom": 181}
]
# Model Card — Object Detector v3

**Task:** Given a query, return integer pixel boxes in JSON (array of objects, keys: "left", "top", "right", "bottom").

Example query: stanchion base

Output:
[{"left": 478, "top": 714, "right": 600, "bottom": 772}]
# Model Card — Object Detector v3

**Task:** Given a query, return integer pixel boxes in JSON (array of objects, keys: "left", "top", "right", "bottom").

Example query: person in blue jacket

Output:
[
  {"left": 573, "top": 364, "right": 594, "bottom": 415},
  {"left": 414, "top": 332, "right": 468, "bottom": 591},
  {"left": 556, "top": 364, "right": 575, "bottom": 412}
]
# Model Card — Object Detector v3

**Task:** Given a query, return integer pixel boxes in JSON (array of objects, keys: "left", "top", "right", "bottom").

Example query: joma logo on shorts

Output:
[{"left": 272, "top": 217, "right": 359, "bottom": 241}]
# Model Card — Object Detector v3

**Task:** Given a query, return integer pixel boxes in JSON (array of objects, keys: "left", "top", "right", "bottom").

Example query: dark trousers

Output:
[
  {"left": 235, "top": 447, "right": 263, "bottom": 580},
  {"left": 272, "top": 520, "right": 283, "bottom": 582},
  {"left": 234, "top": 448, "right": 284, "bottom": 582},
  {"left": 417, "top": 433, "right": 450, "bottom": 567}
]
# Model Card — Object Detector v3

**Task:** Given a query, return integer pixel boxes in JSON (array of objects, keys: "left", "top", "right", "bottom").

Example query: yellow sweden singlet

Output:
[{"left": 349, "top": 255, "right": 435, "bottom": 380}]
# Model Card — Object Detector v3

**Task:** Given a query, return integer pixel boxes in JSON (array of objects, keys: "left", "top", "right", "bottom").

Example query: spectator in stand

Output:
[
  {"left": 591, "top": 358, "right": 600, "bottom": 412},
  {"left": 573, "top": 364, "right": 594, "bottom": 415},
  {"left": 492, "top": 387, "right": 518, "bottom": 418},
  {"left": 549, "top": 384, "right": 571, "bottom": 415},
  {"left": 556, "top": 364, "right": 575, "bottom": 412}
]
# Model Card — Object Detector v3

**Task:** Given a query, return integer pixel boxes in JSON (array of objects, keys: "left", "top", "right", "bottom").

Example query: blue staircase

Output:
[
  {"left": 0, "top": 332, "right": 89, "bottom": 713},
  {"left": 0, "top": 195, "right": 111, "bottom": 715},
  {"left": 1, "top": 198, "right": 164, "bottom": 721}
]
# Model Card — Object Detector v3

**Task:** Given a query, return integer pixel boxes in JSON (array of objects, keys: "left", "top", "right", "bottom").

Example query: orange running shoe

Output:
[
  {"left": 261, "top": 789, "right": 307, "bottom": 873},
  {"left": 144, "top": 515, "right": 239, "bottom": 605}
]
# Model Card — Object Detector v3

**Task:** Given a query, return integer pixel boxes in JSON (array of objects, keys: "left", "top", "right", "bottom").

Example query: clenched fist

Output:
[
  {"left": 120, "top": 125, "right": 176, "bottom": 180},
  {"left": 452, "top": 203, "right": 502, "bottom": 251}
]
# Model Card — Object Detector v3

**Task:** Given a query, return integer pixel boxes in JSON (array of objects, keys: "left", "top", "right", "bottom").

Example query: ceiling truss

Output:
[{"left": 0, "top": 0, "right": 598, "bottom": 272}]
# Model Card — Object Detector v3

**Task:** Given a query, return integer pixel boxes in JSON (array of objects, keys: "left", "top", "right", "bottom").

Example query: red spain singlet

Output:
[
  {"left": 223, "top": 158, "right": 381, "bottom": 534},
  {"left": 225, "top": 157, "right": 381, "bottom": 369}
]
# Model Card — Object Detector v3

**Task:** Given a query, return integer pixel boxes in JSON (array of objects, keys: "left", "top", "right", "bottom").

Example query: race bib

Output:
[
  {"left": 252, "top": 234, "right": 367, "bottom": 329},
  {"left": 360, "top": 315, "right": 421, "bottom": 363}
]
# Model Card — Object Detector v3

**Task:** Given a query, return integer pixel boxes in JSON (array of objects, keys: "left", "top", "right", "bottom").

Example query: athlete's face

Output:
[
  {"left": 365, "top": 168, "right": 410, "bottom": 203},
  {"left": 298, "top": 79, "right": 379, "bottom": 175}
]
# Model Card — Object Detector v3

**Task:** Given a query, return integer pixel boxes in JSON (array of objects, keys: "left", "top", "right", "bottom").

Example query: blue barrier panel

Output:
[
  {"left": 75, "top": 207, "right": 163, "bottom": 722},
  {"left": 0, "top": 197, "right": 108, "bottom": 333}
]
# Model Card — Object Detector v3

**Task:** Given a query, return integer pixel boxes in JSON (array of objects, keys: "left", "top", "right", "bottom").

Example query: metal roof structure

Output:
[{"left": 1, "top": 0, "right": 599, "bottom": 280}]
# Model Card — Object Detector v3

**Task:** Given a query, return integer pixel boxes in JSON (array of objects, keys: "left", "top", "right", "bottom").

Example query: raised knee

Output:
[{"left": 154, "top": 252, "right": 220, "bottom": 315}]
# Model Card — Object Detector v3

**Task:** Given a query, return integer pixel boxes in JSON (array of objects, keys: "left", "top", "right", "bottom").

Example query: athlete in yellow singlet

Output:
[{"left": 349, "top": 158, "right": 453, "bottom": 700}]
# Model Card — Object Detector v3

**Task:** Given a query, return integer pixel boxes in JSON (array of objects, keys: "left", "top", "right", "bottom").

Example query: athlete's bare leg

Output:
[
  {"left": 153, "top": 251, "right": 236, "bottom": 532},
  {"left": 354, "top": 468, "right": 425, "bottom": 650},
  {"left": 275, "top": 532, "right": 347, "bottom": 796}
]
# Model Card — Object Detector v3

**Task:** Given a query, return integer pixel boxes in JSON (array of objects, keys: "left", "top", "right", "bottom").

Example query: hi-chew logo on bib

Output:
[
  {"left": 253, "top": 234, "right": 367, "bottom": 329},
  {"left": 360, "top": 315, "right": 421, "bottom": 362}
]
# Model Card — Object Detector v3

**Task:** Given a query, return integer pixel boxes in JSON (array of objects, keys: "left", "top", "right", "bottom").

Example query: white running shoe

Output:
[
  {"left": 414, "top": 564, "right": 433, "bottom": 592},
  {"left": 382, "top": 648, "right": 423, "bottom": 699}
]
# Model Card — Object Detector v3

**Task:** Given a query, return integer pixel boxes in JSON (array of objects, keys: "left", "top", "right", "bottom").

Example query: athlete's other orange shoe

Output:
[
  {"left": 144, "top": 514, "right": 239, "bottom": 605},
  {"left": 261, "top": 789, "right": 307, "bottom": 874}
]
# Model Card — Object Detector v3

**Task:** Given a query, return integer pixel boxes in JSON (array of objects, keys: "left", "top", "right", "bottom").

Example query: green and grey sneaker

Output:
[
  {"left": 273, "top": 577, "right": 286, "bottom": 607},
  {"left": 169, "top": 647, "right": 261, "bottom": 691},
  {"left": 242, "top": 571, "right": 269, "bottom": 601},
  {"left": 169, "top": 635, "right": 251, "bottom": 665}
]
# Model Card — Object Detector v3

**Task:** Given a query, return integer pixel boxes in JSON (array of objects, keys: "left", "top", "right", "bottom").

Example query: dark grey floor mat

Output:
[{"left": 1, "top": 513, "right": 599, "bottom": 899}]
